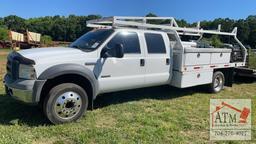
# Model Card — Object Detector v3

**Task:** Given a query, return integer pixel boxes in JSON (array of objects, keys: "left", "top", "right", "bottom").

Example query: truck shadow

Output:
[
  {"left": 0, "top": 94, "right": 48, "bottom": 126},
  {"left": 94, "top": 76, "right": 256, "bottom": 109},
  {"left": 94, "top": 85, "right": 206, "bottom": 109},
  {"left": 0, "top": 85, "right": 204, "bottom": 126},
  {"left": 234, "top": 75, "right": 256, "bottom": 84}
]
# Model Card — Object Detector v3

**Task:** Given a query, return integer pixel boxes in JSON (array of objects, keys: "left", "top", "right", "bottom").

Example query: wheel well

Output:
[
  {"left": 40, "top": 74, "right": 93, "bottom": 107},
  {"left": 214, "top": 68, "right": 234, "bottom": 87}
]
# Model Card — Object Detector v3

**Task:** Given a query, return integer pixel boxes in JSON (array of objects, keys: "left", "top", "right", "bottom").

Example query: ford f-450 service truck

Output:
[{"left": 4, "top": 17, "right": 247, "bottom": 124}]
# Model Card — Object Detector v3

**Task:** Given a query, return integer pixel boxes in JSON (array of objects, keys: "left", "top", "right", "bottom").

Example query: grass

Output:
[
  {"left": 249, "top": 49, "right": 256, "bottom": 69},
  {"left": 0, "top": 49, "right": 255, "bottom": 143},
  {"left": 0, "top": 48, "right": 10, "bottom": 61}
]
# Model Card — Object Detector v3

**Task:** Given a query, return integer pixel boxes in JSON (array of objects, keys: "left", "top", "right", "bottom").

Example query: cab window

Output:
[
  {"left": 145, "top": 33, "right": 166, "bottom": 54},
  {"left": 70, "top": 29, "right": 113, "bottom": 51},
  {"left": 106, "top": 31, "right": 141, "bottom": 54}
]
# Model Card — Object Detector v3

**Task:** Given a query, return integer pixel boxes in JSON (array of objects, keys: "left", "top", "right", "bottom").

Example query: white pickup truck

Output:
[{"left": 4, "top": 16, "right": 247, "bottom": 124}]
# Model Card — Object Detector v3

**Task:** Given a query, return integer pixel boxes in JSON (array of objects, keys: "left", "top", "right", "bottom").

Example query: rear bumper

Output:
[{"left": 4, "top": 74, "right": 46, "bottom": 104}]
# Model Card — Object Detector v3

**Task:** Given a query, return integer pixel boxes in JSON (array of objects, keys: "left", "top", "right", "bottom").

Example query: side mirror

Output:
[
  {"left": 101, "top": 44, "right": 124, "bottom": 58},
  {"left": 114, "top": 44, "right": 124, "bottom": 58}
]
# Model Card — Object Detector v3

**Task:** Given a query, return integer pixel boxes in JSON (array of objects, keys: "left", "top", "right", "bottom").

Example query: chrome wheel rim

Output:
[
  {"left": 214, "top": 75, "right": 223, "bottom": 92},
  {"left": 54, "top": 91, "right": 82, "bottom": 119}
]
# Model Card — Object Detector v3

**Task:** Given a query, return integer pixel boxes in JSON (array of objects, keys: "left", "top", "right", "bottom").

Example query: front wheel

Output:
[
  {"left": 43, "top": 83, "right": 88, "bottom": 124},
  {"left": 208, "top": 71, "right": 225, "bottom": 93}
]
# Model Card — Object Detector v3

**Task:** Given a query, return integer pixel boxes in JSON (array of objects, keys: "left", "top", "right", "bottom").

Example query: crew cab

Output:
[{"left": 4, "top": 16, "right": 247, "bottom": 124}]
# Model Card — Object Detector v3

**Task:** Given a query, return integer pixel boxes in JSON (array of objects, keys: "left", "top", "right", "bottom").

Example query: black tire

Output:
[
  {"left": 43, "top": 83, "right": 88, "bottom": 124},
  {"left": 208, "top": 71, "right": 225, "bottom": 93}
]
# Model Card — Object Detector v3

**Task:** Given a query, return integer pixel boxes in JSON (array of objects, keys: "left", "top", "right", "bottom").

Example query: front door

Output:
[{"left": 98, "top": 30, "right": 145, "bottom": 93}]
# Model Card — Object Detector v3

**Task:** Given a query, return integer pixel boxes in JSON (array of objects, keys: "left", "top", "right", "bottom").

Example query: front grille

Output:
[
  {"left": 6, "top": 59, "right": 12, "bottom": 77},
  {"left": 6, "top": 54, "right": 19, "bottom": 80}
]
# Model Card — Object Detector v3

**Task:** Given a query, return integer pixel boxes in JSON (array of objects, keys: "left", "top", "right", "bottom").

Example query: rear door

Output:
[{"left": 143, "top": 32, "right": 171, "bottom": 86}]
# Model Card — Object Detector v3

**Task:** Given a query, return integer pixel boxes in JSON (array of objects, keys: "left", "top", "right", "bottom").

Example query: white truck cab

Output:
[{"left": 4, "top": 16, "right": 247, "bottom": 124}]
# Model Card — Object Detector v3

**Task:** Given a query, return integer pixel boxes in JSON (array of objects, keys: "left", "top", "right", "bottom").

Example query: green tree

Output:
[
  {"left": 145, "top": 13, "right": 156, "bottom": 17},
  {"left": 233, "top": 19, "right": 250, "bottom": 44},
  {"left": 176, "top": 19, "right": 189, "bottom": 27},
  {"left": 3, "top": 15, "right": 27, "bottom": 32},
  {"left": 248, "top": 29, "right": 256, "bottom": 48},
  {"left": 211, "top": 35, "right": 223, "bottom": 47},
  {"left": 0, "top": 17, "right": 4, "bottom": 27},
  {"left": 145, "top": 13, "right": 160, "bottom": 24},
  {"left": 0, "top": 27, "right": 8, "bottom": 40},
  {"left": 246, "top": 15, "right": 256, "bottom": 48},
  {"left": 0, "top": 14, "right": 255, "bottom": 48},
  {"left": 41, "top": 35, "right": 52, "bottom": 45},
  {"left": 25, "top": 15, "right": 101, "bottom": 42}
]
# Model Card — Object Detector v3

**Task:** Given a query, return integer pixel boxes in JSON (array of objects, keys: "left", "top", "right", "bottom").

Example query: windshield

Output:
[{"left": 70, "top": 29, "right": 114, "bottom": 51}]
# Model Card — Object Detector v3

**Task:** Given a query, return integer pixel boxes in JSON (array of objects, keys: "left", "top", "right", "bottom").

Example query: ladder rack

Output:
[
  {"left": 87, "top": 16, "right": 247, "bottom": 63},
  {"left": 86, "top": 16, "right": 238, "bottom": 37}
]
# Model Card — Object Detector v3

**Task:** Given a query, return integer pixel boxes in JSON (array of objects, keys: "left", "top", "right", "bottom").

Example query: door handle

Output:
[
  {"left": 166, "top": 58, "right": 170, "bottom": 65},
  {"left": 140, "top": 59, "right": 145, "bottom": 66}
]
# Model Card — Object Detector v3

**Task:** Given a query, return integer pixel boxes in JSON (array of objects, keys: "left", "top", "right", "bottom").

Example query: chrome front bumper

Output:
[
  {"left": 5, "top": 85, "right": 33, "bottom": 103},
  {"left": 4, "top": 75, "right": 46, "bottom": 104}
]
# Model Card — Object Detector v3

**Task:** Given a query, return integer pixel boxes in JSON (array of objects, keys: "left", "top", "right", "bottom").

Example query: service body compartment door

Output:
[
  {"left": 184, "top": 53, "right": 211, "bottom": 65},
  {"left": 211, "top": 52, "right": 231, "bottom": 64},
  {"left": 171, "top": 69, "right": 213, "bottom": 88}
]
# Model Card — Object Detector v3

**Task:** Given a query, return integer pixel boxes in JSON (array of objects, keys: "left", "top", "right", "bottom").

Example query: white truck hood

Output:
[
  {"left": 16, "top": 47, "right": 98, "bottom": 76},
  {"left": 17, "top": 47, "right": 85, "bottom": 63}
]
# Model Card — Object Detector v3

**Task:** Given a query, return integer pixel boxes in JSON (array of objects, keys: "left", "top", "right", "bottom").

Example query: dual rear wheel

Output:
[{"left": 208, "top": 71, "right": 225, "bottom": 93}]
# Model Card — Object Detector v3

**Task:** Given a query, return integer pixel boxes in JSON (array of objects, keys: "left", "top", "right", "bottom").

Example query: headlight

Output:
[{"left": 19, "top": 64, "right": 36, "bottom": 79}]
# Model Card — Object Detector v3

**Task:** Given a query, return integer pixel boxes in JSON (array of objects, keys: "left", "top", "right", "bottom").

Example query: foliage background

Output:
[
  {"left": 0, "top": 13, "right": 255, "bottom": 48},
  {"left": 0, "top": 27, "right": 8, "bottom": 41}
]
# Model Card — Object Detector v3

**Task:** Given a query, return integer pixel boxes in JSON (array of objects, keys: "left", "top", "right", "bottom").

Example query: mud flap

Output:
[
  {"left": 88, "top": 96, "right": 94, "bottom": 110},
  {"left": 224, "top": 68, "right": 234, "bottom": 87}
]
